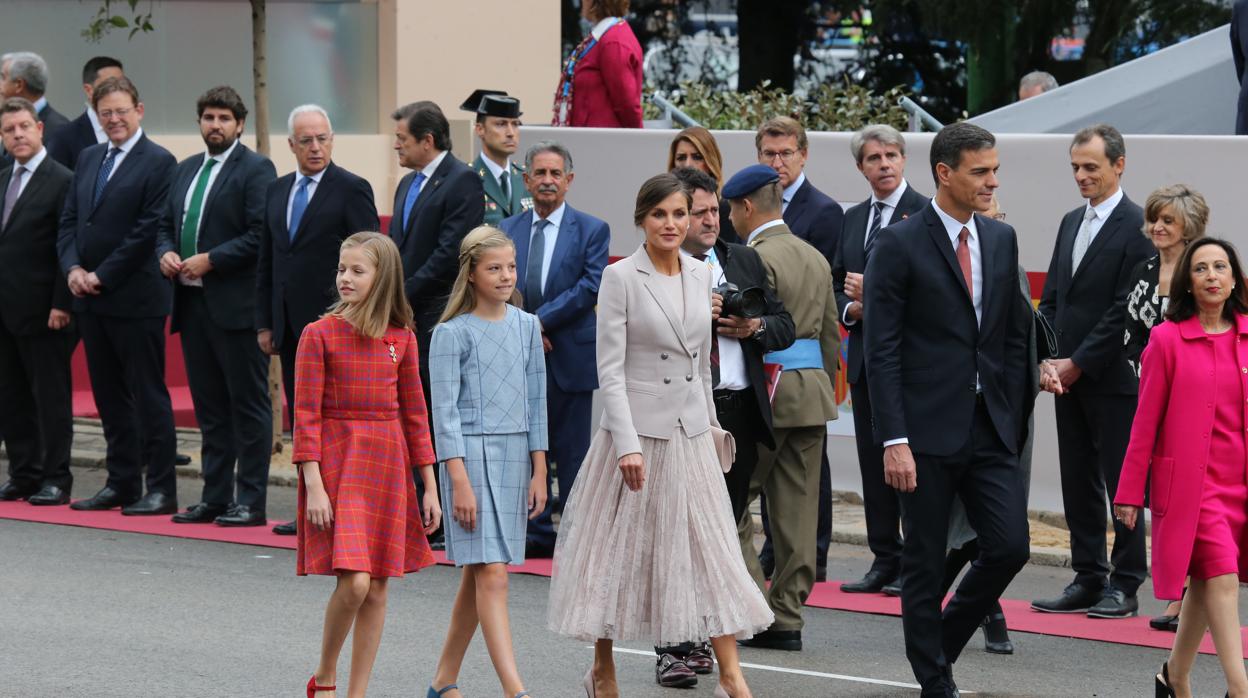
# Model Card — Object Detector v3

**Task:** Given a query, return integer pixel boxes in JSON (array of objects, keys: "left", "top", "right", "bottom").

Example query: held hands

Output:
[
  {"left": 844, "top": 272, "right": 864, "bottom": 302},
  {"left": 1050, "top": 358, "right": 1082, "bottom": 390},
  {"left": 180, "top": 253, "right": 213, "bottom": 280},
  {"left": 422, "top": 487, "right": 442, "bottom": 534},
  {"left": 1114, "top": 504, "right": 1139, "bottom": 531},
  {"left": 67, "top": 268, "right": 102, "bottom": 297},
  {"left": 1039, "top": 360, "right": 1064, "bottom": 395},
  {"left": 883, "top": 443, "right": 918, "bottom": 493},
  {"left": 159, "top": 252, "right": 183, "bottom": 278},
  {"left": 618, "top": 452, "right": 645, "bottom": 492}
]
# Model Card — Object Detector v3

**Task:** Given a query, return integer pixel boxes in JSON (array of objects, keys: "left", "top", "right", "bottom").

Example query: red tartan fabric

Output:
[{"left": 293, "top": 315, "right": 436, "bottom": 577}]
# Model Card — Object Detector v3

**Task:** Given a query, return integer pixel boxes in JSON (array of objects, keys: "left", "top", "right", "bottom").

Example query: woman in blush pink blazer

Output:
[{"left": 1114, "top": 237, "right": 1248, "bottom": 698}]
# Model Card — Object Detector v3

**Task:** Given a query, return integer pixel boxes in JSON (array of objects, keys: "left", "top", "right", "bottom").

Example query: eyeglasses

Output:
[
  {"left": 98, "top": 107, "right": 134, "bottom": 120},
  {"left": 760, "top": 149, "right": 799, "bottom": 163},
  {"left": 295, "top": 134, "right": 332, "bottom": 148}
]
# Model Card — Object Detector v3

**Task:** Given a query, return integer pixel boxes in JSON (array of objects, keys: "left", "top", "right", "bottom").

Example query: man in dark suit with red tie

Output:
[
  {"left": 834, "top": 124, "right": 929, "bottom": 594},
  {"left": 157, "top": 86, "right": 277, "bottom": 528},
  {"left": 57, "top": 77, "right": 180, "bottom": 516},
  {"left": 0, "top": 97, "right": 75, "bottom": 506},
  {"left": 865, "top": 122, "right": 1032, "bottom": 696},
  {"left": 257, "top": 104, "right": 379, "bottom": 535}
]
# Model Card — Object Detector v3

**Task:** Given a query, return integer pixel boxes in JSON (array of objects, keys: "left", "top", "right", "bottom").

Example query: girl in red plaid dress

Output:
[{"left": 297, "top": 232, "right": 443, "bottom": 698}]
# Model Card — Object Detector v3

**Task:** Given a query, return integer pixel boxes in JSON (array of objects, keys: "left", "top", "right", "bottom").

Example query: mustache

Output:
[{"left": 536, "top": 184, "right": 559, "bottom": 194}]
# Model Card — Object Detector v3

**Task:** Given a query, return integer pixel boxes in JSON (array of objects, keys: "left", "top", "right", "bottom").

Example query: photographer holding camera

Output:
[{"left": 648, "top": 167, "right": 795, "bottom": 689}]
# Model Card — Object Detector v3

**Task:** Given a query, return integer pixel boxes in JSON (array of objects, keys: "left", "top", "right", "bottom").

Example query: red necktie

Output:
[{"left": 957, "top": 227, "right": 973, "bottom": 298}]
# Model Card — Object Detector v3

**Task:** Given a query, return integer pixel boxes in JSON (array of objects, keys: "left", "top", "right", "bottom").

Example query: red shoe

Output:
[{"left": 307, "top": 675, "right": 336, "bottom": 697}]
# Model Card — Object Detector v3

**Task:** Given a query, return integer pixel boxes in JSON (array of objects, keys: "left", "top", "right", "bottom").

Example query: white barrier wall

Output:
[{"left": 519, "top": 125, "right": 1248, "bottom": 514}]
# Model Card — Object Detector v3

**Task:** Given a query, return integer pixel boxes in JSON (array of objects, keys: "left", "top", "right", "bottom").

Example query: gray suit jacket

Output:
[{"left": 596, "top": 245, "right": 718, "bottom": 459}]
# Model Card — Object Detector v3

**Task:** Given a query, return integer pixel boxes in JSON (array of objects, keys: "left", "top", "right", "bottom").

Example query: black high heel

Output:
[{"left": 1155, "top": 661, "right": 1175, "bottom": 698}]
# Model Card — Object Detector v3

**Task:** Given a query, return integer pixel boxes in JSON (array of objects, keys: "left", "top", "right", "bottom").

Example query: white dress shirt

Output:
[
  {"left": 745, "top": 218, "right": 786, "bottom": 245},
  {"left": 682, "top": 247, "right": 748, "bottom": 391},
  {"left": 8, "top": 146, "right": 47, "bottom": 199},
  {"left": 86, "top": 104, "right": 107, "bottom": 144},
  {"left": 844, "top": 179, "right": 913, "bottom": 326},
  {"left": 177, "top": 140, "right": 239, "bottom": 286},
  {"left": 103, "top": 127, "right": 144, "bottom": 181},
  {"left": 480, "top": 152, "right": 510, "bottom": 186},
  {"left": 780, "top": 171, "right": 806, "bottom": 214},
  {"left": 1080, "top": 186, "right": 1124, "bottom": 245},
  {"left": 529, "top": 202, "right": 565, "bottom": 293},
  {"left": 286, "top": 166, "right": 326, "bottom": 229},
  {"left": 32, "top": 96, "right": 48, "bottom": 115}
]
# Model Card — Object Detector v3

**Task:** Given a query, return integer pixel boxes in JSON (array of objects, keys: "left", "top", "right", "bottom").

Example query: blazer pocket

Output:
[
  {"left": 1149, "top": 456, "right": 1175, "bottom": 516},
  {"left": 456, "top": 406, "right": 479, "bottom": 426},
  {"left": 625, "top": 381, "right": 658, "bottom": 397}
]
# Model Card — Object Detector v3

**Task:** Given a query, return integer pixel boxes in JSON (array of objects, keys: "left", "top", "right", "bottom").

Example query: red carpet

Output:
[{"left": 1, "top": 499, "right": 1237, "bottom": 656}]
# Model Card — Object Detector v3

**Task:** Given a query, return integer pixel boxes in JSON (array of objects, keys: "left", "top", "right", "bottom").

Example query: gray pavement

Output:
[{"left": 1, "top": 461, "right": 1243, "bottom": 697}]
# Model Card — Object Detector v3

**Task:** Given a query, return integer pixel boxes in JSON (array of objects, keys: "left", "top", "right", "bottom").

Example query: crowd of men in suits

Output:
[{"left": 0, "top": 49, "right": 1171, "bottom": 696}]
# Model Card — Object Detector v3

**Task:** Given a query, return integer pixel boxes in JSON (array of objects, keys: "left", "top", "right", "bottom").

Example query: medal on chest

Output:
[{"left": 386, "top": 341, "right": 397, "bottom": 363}]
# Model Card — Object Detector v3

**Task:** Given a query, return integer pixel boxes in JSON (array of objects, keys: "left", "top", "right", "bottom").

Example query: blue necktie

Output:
[
  {"left": 526, "top": 219, "right": 549, "bottom": 307},
  {"left": 402, "top": 172, "right": 426, "bottom": 230},
  {"left": 289, "top": 176, "right": 311, "bottom": 241},
  {"left": 93, "top": 147, "right": 119, "bottom": 207}
]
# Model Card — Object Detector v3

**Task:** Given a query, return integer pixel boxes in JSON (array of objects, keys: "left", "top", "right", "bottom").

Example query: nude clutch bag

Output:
[{"left": 711, "top": 427, "right": 737, "bottom": 473}]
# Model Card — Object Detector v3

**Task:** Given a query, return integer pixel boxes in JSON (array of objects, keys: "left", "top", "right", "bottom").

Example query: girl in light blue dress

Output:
[{"left": 427, "top": 226, "right": 547, "bottom": 698}]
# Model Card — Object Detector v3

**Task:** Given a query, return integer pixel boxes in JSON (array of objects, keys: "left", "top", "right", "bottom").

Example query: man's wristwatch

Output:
[{"left": 751, "top": 317, "right": 767, "bottom": 340}]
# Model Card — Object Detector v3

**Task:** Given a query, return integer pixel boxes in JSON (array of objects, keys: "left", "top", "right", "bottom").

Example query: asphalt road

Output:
[{"left": 0, "top": 467, "right": 1243, "bottom": 697}]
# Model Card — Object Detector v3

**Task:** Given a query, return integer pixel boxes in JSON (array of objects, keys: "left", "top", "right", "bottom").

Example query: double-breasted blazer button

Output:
[
  {"left": 661, "top": 353, "right": 669, "bottom": 360},
  {"left": 686, "top": 374, "right": 693, "bottom": 381},
  {"left": 663, "top": 377, "right": 671, "bottom": 384},
  {"left": 693, "top": 351, "right": 698, "bottom": 358}
]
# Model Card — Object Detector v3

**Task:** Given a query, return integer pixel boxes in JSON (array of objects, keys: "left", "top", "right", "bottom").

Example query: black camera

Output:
[{"left": 714, "top": 282, "right": 765, "bottom": 319}]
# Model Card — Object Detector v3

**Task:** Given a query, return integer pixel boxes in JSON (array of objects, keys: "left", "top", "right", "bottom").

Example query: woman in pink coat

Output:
[
  {"left": 551, "top": 0, "right": 643, "bottom": 128},
  {"left": 1114, "top": 237, "right": 1248, "bottom": 698}
]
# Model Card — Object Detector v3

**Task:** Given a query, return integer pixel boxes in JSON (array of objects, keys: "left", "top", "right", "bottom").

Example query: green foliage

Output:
[
  {"left": 83, "top": 0, "right": 156, "bottom": 42},
  {"left": 646, "top": 80, "right": 911, "bottom": 132}
]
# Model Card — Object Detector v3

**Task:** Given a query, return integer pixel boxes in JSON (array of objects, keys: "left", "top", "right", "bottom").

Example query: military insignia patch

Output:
[{"left": 521, "top": 197, "right": 534, "bottom": 211}]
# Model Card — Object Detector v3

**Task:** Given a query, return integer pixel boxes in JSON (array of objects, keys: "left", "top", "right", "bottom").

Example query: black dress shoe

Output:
[
  {"left": 215, "top": 505, "right": 266, "bottom": 527},
  {"left": 881, "top": 581, "right": 902, "bottom": 597},
  {"left": 27, "top": 485, "right": 70, "bottom": 506},
  {"left": 70, "top": 486, "right": 139, "bottom": 511},
  {"left": 1087, "top": 588, "right": 1139, "bottom": 619},
  {"left": 815, "top": 565, "right": 827, "bottom": 583},
  {"left": 272, "top": 520, "right": 297, "bottom": 535},
  {"left": 172, "top": 502, "right": 230, "bottom": 524},
  {"left": 737, "top": 627, "right": 802, "bottom": 651},
  {"left": 1150, "top": 613, "right": 1180, "bottom": 632},
  {"left": 0, "top": 480, "right": 37, "bottom": 501},
  {"left": 684, "top": 642, "right": 714, "bottom": 674},
  {"left": 121, "top": 492, "right": 178, "bottom": 516},
  {"left": 841, "top": 569, "right": 897, "bottom": 594},
  {"left": 175, "top": 453, "right": 192, "bottom": 466},
  {"left": 1030, "top": 582, "right": 1103, "bottom": 614},
  {"left": 981, "top": 613, "right": 1013, "bottom": 654}
]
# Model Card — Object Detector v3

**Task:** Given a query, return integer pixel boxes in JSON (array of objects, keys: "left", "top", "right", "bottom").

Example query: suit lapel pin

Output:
[{"left": 387, "top": 342, "right": 397, "bottom": 363}]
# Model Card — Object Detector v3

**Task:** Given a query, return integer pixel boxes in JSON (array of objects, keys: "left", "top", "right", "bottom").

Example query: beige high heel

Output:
[
  {"left": 714, "top": 685, "right": 730, "bottom": 698},
  {"left": 583, "top": 669, "right": 595, "bottom": 698}
]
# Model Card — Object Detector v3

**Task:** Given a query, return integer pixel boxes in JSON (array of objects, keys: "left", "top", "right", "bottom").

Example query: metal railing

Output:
[
  {"left": 651, "top": 92, "right": 701, "bottom": 128},
  {"left": 899, "top": 96, "right": 943, "bottom": 132}
]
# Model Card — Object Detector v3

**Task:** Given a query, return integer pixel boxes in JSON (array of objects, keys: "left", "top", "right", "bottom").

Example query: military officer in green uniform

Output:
[{"left": 460, "top": 89, "right": 531, "bottom": 226}]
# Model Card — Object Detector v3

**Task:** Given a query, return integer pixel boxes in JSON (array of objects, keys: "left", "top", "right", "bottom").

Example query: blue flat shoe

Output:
[{"left": 427, "top": 684, "right": 458, "bottom": 698}]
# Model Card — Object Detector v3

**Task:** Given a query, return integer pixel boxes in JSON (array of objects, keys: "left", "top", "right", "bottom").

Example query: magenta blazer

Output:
[
  {"left": 1115, "top": 314, "right": 1248, "bottom": 600},
  {"left": 570, "top": 21, "right": 643, "bottom": 128}
]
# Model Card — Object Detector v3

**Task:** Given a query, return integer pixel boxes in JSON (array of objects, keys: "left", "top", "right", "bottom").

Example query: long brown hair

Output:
[
  {"left": 439, "top": 226, "right": 523, "bottom": 323},
  {"left": 666, "top": 126, "right": 723, "bottom": 191},
  {"left": 1166, "top": 237, "right": 1248, "bottom": 323},
  {"left": 328, "top": 232, "right": 413, "bottom": 338},
  {"left": 633, "top": 173, "right": 691, "bottom": 227}
]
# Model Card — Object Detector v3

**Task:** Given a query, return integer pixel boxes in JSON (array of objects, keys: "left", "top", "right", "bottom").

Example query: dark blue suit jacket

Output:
[
  {"left": 56, "top": 133, "right": 177, "bottom": 318},
  {"left": 388, "top": 153, "right": 483, "bottom": 339},
  {"left": 783, "top": 176, "right": 844, "bottom": 268},
  {"left": 864, "top": 203, "right": 1029, "bottom": 456},
  {"left": 1233, "top": 0, "right": 1248, "bottom": 134},
  {"left": 1037, "top": 194, "right": 1150, "bottom": 395},
  {"left": 256, "top": 161, "right": 378, "bottom": 348},
  {"left": 832, "top": 183, "right": 930, "bottom": 384},
  {"left": 156, "top": 143, "right": 277, "bottom": 333},
  {"left": 48, "top": 111, "right": 97, "bottom": 171},
  {"left": 500, "top": 203, "right": 609, "bottom": 393}
]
